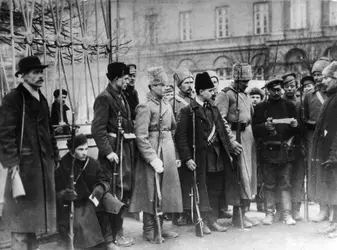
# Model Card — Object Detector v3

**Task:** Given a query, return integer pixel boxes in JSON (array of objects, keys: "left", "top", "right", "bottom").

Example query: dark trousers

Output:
[
  {"left": 291, "top": 158, "right": 305, "bottom": 203},
  {"left": 263, "top": 163, "right": 292, "bottom": 191},
  {"left": 11, "top": 232, "right": 38, "bottom": 250},
  {"left": 202, "top": 171, "right": 225, "bottom": 225}
]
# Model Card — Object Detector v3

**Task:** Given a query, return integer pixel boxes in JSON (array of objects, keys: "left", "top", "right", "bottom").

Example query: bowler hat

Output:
[{"left": 15, "top": 56, "right": 48, "bottom": 77}]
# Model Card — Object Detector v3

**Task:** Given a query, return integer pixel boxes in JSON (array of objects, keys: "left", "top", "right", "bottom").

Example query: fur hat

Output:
[
  {"left": 67, "top": 134, "right": 88, "bottom": 151},
  {"left": 312, "top": 57, "right": 331, "bottom": 74},
  {"left": 195, "top": 72, "right": 215, "bottom": 93},
  {"left": 106, "top": 62, "right": 127, "bottom": 81},
  {"left": 248, "top": 87, "right": 264, "bottom": 99},
  {"left": 233, "top": 63, "right": 252, "bottom": 81},
  {"left": 173, "top": 68, "right": 194, "bottom": 86},
  {"left": 322, "top": 61, "right": 337, "bottom": 79},
  {"left": 148, "top": 66, "right": 169, "bottom": 86},
  {"left": 207, "top": 70, "right": 219, "bottom": 82}
]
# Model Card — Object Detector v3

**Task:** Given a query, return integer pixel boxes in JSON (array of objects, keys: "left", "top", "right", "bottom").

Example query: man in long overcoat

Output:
[
  {"left": 56, "top": 134, "right": 123, "bottom": 250},
  {"left": 0, "top": 56, "right": 60, "bottom": 250},
  {"left": 304, "top": 57, "right": 331, "bottom": 222},
  {"left": 310, "top": 61, "right": 337, "bottom": 237},
  {"left": 175, "top": 72, "right": 238, "bottom": 234},
  {"left": 169, "top": 67, "right": 194, "bottom": 226},
  {"left": 91, "top": 62, "right": 135, "bottom": 247},
  {"left": 214, "top": 63, "right": 258, "bottom": 228},
  {"left": 129, "top": 66, "right": 182, "bottom": 243}
]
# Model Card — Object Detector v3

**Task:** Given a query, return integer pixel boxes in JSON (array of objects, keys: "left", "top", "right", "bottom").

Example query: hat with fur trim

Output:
[
  {"left": 148, "top": 66, "right": 169, "bottom": 86},
  {"left": 233, "top": 63, "right": 252, "bottom": 81},
  {"left": 322, "top": 61, "right": 337, "bottom": 79},
  {"left": 312, "top": 57, "right": 331, "bottom": 74},
  {"left": 173, "top": 68, "right": 194, "bottom": 86}
]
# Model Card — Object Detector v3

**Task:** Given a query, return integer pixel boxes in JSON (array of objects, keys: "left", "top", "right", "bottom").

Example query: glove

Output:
[
  {"left": 92, "top": 185, "right": 105, "bottom": 201},
  {"left": 150, "top": 158, "right": 164, "bottom": 173},
  {"left": 60, "top": 188, "right": 78, "bottom": 201},
  {"left": 321, "top": 155, "right": 337, "bottom": 169}
]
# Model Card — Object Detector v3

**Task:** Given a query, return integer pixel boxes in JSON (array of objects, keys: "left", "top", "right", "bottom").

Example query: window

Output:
[
  {"left": 179, "top": 11, "right": 191, "bottom": 41},
  {"left": 330, "top": 0, "right": 337, "bottom": 26},
  {"left": 290, "top": 0, "right": 307, "bottom": 29},
  {"left": 254, "top": 3, "right": 269, "bottom": 35},
  {"left": 215, "top": 6, "right": 229, "bottom": 38},
  {"left": 146, "top": 14, "right": 158, "bottom": 44},
  {"left": 216, "top": 68, "right": 232, "bottom": 80}
]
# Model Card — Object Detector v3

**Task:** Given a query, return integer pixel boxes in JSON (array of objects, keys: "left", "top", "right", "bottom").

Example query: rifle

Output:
[
  {"left": 191, "top": 109, "right": 204, "bottom": 237},
  {"left": 111, "top": 111, "right": 123, "bottom": 199},
  {"left": 68, "top": 112, "right": 76, "bottom": 250},
  {"left": 299, "top": 76, "right": 309, "bottom": 222},
  {"left": 233, "top": 66, "right": 245, "bottom": 229},
  {"left": 154, "top": 101, "right": 163, "bottom": 243},
  {"left": 173, "top": 74, "right": 177, "bottom": 117}
]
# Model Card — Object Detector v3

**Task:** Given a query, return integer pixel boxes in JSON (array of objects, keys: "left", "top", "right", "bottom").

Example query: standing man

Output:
[
  {"left": 215, "top": 63, "right": 258, "bottom": 228},
  {"left": 281, "top": 72, "right": 306, "bottom": 221},
  {"left": 170, "top": 68, "right": 194, "bottom": 226},
  {"left": 304, "top": 57, "right": 331, "bottom": 222},
  {"left": 311, "top": 61, "right": 337, "bottom": 237},
  {"left": 129, "top": 66, "right": 182, "bottom": 243},
  {"left": 91, "top": 62, "right": 135, "bottom": 247},
  {"left": 252, "top": 78, "right": 299, "bottom": 225},
  {"left": 51, "top": 88, "right": 70, "bottom": 135},
  {"left": 123, "top": 64, "right": 139, "bottom": 121},
  {"left": 300, "top": 75, "right": 315, "bottom": 94},
  {"left": 207, "top": 70, "right": 219, "bottom": 99},
  {"left": 0, "top": 56, "right": 60, "bottom": 250},
  {"left": 175, "top": 72, "right": 237, "bottom": 234}
]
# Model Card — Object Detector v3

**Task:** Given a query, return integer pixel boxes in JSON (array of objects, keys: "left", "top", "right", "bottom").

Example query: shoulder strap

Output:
[
  {"left": 316, "top": 91, "right": 325, "bottom": 105},
  {"left": 19, "top": 93, "right": 25, "bottom": 158},
  {"left": 175, "top": 95, "right": 189, "bottom": 106},
  {"left": 221, "top": 87, "right": 231, "bottom": 93}
]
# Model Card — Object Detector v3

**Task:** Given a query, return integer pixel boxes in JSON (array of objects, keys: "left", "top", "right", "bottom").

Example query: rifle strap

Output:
[
  {"left": 316, "top": 91, "right": 325, "bottom": 104},
  {"left": 74, "top": 157, "right": 89, "bottom": 184}
]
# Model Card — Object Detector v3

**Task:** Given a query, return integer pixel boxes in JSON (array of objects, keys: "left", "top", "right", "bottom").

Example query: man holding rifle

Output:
[
  {"left": 215, "top": 63, "right": 258, "bottom": 228},
  {"left": 129, "top": 66, "right": 182, "bottom": 243},
  {"left": 92, "top": 62, "right": 135, "bottom": 247},
  {"left": 175, "top": 72, "right": 235, "bottom": 234},
  {"left": 252, "top": 78, "right": 299, "bottom": 226},
  {"left": 56, "top": 134, "right": 124, "bottom": 250}
]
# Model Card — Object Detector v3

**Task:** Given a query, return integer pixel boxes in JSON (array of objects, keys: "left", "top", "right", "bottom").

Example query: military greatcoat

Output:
[
  {"left": 129, "top": 92, "right": 183, "bottom": 214},
  {"left": 310, "top": 88, "right": 337, "bottom": 205}
]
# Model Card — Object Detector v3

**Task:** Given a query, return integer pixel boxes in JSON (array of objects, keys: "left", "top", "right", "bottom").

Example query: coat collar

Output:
[
  {"left": 146, "top": 92, "right": 169, "bottom": 116},
  {"left": 106, "top": 84, "right": 130, "bottom": 118}
]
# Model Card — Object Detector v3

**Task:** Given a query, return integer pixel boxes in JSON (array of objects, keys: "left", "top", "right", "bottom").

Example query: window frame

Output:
[
  {"left": 215, "top": 6, "right": 230, "bottom": 38},
  {"left": 253, "top": 2, "right": 269, "bottom": 35},
  {"left": 179, "top": 11, "right": 192, "bottom": 42}
]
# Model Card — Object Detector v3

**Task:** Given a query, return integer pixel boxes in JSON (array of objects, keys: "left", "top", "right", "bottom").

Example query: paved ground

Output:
[{"left": 38, "top": 203, "right": 337, "bottom": 250}]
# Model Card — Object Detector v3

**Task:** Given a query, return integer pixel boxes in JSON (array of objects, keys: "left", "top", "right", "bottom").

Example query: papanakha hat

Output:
[
  {"left": 148, "top": 66, "right": 169, "bottom": 86},
  {"left": 233, "top": 63, "right": 252, "bottom": 81},
  {"left": 15, "top": 56, "right": 48, "bottom": 77},
  {"left": 106, "top": 62, "right": 127, "bottom": 81},
  {"left": 322, "top": 61, "right": 337, "bottom": 79},
  {"left": 312, "top": 57, "right": 331, "bottom": 73},
  {"left": 195, "top": 72, "right": 215, "bottom": 92},
  {"left": 173, "top": 68, "right": 194, "bottom": 86}
]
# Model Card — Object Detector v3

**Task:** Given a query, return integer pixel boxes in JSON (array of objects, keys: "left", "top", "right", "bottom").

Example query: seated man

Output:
[{"left": 55, "top": 134, "right": 125, "bottom": 250}]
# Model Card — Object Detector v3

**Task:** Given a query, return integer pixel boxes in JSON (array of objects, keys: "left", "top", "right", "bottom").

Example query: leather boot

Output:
[
  {"left": 143, "top": 212, "right": 164, "bottom": 243},
  {"left": 172, "top": 213, "right": 187, "bottom": 226},
  {"left": 281, "top": 190, "right": 296, "bottom": 225},
  {"left": 312, "top": 204, "right": 329, "bottom": 223},
  {"left": 292, "top": 202, "right": 302, "bottom": 221},
  {"left": 160, "top": 216, "right": 179, "bottom": 239},
  {"left": 232, "top": 206, "right": 252, "bottom": 228}
]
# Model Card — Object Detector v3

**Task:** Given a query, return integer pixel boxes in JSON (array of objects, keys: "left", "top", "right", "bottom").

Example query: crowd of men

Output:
[{"left": 1, "top": 55, "right": 337, "bottom": 250}]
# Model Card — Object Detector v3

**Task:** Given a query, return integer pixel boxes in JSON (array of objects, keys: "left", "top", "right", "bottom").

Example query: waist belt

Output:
[
  {"left": 231, "top": 121, "right": 250, "bottom": 132},
  {"left": 148, "top": 127, "right": 172, "bottom": 132},
  {"left": 108, "top": 132, "right": 136, "bottom": 140}
]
